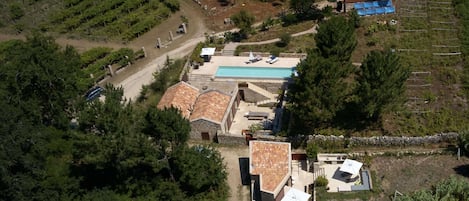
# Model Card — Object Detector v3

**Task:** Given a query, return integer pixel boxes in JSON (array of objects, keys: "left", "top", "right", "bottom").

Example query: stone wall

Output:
[
  {"left": 217, "top": 134, "right": 247, "bottom": 145},
  {"left": 251, "top": 82, "right": 285, "bottom": 94},
  {"left": 217, "top": 132, "right": 460, "bottom": 147},
  {"left": 190, "top": 119, "right": 221, "bottom": 141},
  {"left": 350, "top": 133, "right": 460, "bottom": 146},
  {"left": 240, "top": 87, "right": 269, "bottom": 103},
  {"left": 307, "top": 132, "right": 460, "bottom": 147}
]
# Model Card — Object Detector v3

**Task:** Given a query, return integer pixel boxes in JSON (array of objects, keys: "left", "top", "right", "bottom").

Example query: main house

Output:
[
  {"left": 250, "top": 141, "right": 292, "bottom": 201},
  {"left": 157, "top": 81, "right": 240, "bottom": 140}
]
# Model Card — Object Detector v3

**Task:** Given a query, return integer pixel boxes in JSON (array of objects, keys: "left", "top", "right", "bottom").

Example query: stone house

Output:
[
  {"left": 157, "top": 81, "right": 199, "bottom": 119},
  {"left": 158, "top": 81, "right": 240, "bottom": 141}
]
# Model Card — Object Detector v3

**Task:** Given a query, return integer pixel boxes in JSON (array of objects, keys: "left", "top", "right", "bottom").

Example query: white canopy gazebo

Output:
[
  {"left": 200, "top": 47, "right": 216, "bottom": 62},
  {"left": 281, "top": 187, "right": 311, "bottom": 201},
  {"left": 339, "top": 159, "right": 363, "bottom": 176}
]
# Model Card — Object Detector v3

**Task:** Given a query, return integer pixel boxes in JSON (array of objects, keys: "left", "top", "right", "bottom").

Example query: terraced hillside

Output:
[
  {"left": 0, "top": 0, "right": 179, "bottom": 41},
  {"left": 387, "top": 0, "right": 468, "bottom": 135}
]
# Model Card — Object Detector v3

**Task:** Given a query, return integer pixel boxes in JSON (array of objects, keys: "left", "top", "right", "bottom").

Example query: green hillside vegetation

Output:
[
  {"left": 395, "top": 177, "right": 469, "bottom": 201},
  {"left": 0, "top": 0, "right": 179, "bottom": 41},
  {"left": 454, "top": 0, "right": 469, "bottom": 98},
  {"left": 0, "top": 34, "right": 228, "bottom": 201},
  {"left": 80, "top": 47, "right": 144, "bottom": 84}
]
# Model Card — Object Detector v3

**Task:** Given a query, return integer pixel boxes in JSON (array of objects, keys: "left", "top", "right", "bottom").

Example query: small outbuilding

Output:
[
  {"left": 200, "top": 47, "right": 216, "bottom": 62},
  {"left": 339, "top": 159, "right": 363, "bottom": 176}
]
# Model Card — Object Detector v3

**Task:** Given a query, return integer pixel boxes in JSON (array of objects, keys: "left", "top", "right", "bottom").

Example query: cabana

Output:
[
  {"left": 339, "top": 159, "right": 363, "bottom": 176},
  {"left": 281, "top": 187, "right": 311, "bottom": 201},
  {"left": 200, "top": 47, "right": 216, "bottom": 62}
]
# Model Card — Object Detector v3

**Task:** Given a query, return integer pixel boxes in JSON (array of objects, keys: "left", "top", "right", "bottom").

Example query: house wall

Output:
[
  {"left": 251, "top": 82, "right": 285, "bottom": 94},
  {"left": 190, "top": 119, "right": 221, "bottom": 141},
  {"left": 217, "top": 134, "right": 246, "bottom": 145},
  {"left": 240, "top": 87, "right": 269, "bottom": 103},
  {"left": 220, "top": 85, "right": 240, "bottom": 133},
  {"left": 261, "top": 191, "right": 275, "bottom": 201},
  {"left": 274, "top": 187, "right": 285, "bottom": 201},
  {"left": 251, "top": 175, "right": 262, "bottom": 201}
]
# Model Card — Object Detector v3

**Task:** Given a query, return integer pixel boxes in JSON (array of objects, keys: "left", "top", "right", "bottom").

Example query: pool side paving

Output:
[{"left": 190, "top": 56, "right": 301, "bottom": 77}]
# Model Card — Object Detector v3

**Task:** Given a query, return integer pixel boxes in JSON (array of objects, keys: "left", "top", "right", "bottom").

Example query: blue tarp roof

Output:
[
  {"left": 354, "top": 2, "right": 364, "bottom": 9},
  {"left": 376, "top": 7, "right": 386, "bottom": 14},
  {"left": 365, "top": 8, "right": 376, "bottom": 15},
  {"left": 385, "top": 6, "right": 395, "bottom": 13},
  {"left": 357, "top": 9, "right": 366, "bottom": 16},
  {"left": 364, "top": 2, "right": 374, "bottom": 8},
  {"left": 354, "top": 0, "right": 394, "bottom": 16}
]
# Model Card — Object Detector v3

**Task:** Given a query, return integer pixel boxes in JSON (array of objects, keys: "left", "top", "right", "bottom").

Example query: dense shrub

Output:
[
  {"left": 9, "top": 3, "right": 24, "bottom": 20},
  {"left": 277, "top": 33, "right": 292, "bottom": 47},
  {"left": 315, "top": 176, "right": 329, "bottom": 187}
]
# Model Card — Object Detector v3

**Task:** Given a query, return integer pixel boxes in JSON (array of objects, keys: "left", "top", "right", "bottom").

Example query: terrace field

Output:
[{"left": 0, "top": 0, "right": 179, "bottom": 41}]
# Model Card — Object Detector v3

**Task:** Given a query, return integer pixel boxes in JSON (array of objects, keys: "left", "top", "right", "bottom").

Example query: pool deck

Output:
[{"left": 191, "top": 56, "right": 301, "bottom": 77}]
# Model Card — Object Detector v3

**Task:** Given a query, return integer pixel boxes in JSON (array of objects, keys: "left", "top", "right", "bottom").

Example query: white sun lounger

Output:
[{"left": 266, "top": 56, "right": 278, "bottom": 64}]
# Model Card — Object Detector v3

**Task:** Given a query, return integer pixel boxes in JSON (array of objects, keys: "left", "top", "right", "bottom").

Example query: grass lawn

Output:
[
  {"left": 236, "top": 34, "right": 316, "bottom": 55},
  {"left": 245, "top": 20, "right": 316, "bottom": 42}
]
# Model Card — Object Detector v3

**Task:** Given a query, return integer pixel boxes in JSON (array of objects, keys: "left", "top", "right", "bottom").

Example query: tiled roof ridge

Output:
[
  {"left": 189, "top": 90, "right": 231, "bottom": 122},
  {"left": 199, "top": 88, "right": 231, "bottom": 97},
  {"left": 170, "top": 81, "right": 200, "bottom": 92}
]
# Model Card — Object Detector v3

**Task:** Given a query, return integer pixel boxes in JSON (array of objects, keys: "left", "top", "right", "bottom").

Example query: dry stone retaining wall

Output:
[
  {"left": 306, "top": 132, "right": 459, "bottom": 147},
  {"left": 217, "top": 132, "right": 460, "bottom": 147}
]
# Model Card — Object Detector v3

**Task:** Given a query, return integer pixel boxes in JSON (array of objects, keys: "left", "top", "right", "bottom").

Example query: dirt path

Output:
[
  {"left": 106, "top": 0, "right": 209, "bottom": 100},
  {"left": 217, "top": 145, "right": 251, "bottom": 201}
]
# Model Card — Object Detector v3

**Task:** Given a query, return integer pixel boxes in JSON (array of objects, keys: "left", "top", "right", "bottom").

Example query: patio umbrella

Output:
[
  {"left": 339, "top": 159, "right": 363, "bottom": 175},
  {"left": 249, "top": 51, "right": 255, "bottom": 61}
]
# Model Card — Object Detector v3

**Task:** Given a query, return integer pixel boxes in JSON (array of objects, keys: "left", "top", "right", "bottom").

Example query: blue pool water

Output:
[{"left": 215, "top": 66, "right": 294, "bottom": 79}]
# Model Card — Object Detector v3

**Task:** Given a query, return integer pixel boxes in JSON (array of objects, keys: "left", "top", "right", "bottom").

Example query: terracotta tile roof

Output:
[
  {"left": 190, "top": 90, "right": 231, "bottom": 123},
  {"left": 157, "top": 82, "right": 199, "bottom": 119},
  {"left": 250, "top": 141, "right": 291, "bottom": 194}
]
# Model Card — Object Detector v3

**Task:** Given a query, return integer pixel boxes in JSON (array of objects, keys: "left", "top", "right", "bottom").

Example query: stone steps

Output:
[{"left": 188, "top": 74, "right": 213, "bottom": 82}]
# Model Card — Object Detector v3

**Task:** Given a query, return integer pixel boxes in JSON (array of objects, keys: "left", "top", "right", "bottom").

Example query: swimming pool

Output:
[{"left": 215, "top": 66, "right": 294, "bottom": 79}]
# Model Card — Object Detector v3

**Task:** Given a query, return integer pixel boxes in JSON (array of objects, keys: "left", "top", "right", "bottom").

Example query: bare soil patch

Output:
[
  {"left": 370, "top": 154, "right": 469, "bottom": 201},
  {"left": 199, "top": 0, "right": 283, "bottom": 32}
]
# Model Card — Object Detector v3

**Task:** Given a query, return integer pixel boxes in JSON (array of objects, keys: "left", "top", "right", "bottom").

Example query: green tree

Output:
[
  {"left": 260, "top": 16, "right": 274, "bottom": 31},
  {"left": 290, "top": 0, "right": 318, "bottom": 20},
  {"left": 9, "top": 3, "right": 24, "bottom": 20},
  {"left": 315, "top": 16, "right": 357, "bottom": 63},
  {"left": 78, "top": 84, "right": 139, "bottom": 135},
  {"left": 315, "top": 176, "right": 329, "bottom": 187},
  {"left": 143, "top": 107, "right": 190, "bottom": 151},
  {"left": 288, "top": 50, "right": 354, "bottom": 129},
  {"left": 231, "top": 10, "right": 255, "bottom": 38},
  {"left": 0, "top": 33, "right": 88, "bottom": 128},
  {"left": 277, "top": 33, "right": 292, "bottom": 47},
  {"left": 0, "top": 34, "right": 90, "bottom": 200},
  {"left": 396, "top": 177, "right": 469, "bottom": 201},
  {"left": 306, "top": 143, "right": 319, "bottom": 160},
  {"left": 355, "top": 50, "right": 410, "bottom": 120},
  {"left": 460, "top": 130, "right": 469, "bottom": 155},
  {"left": 349, "top": 9, "right": 361, "bottom": 28},
  {"left": 171, "top": 145, "right": 228, "bottom": 199}
]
